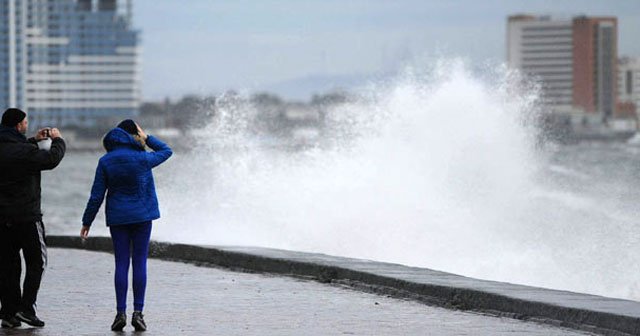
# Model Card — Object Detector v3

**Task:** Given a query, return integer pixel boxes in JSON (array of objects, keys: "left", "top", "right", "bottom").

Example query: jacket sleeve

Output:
[
  {"left": 25, "top": 138, "right": 66, "bottom": 171},
  {"left": 82, "top": 161, "right": 107, "bottom": 227},
  {"left": 144, "top": 135, "right": 173, "bottom": 168}
]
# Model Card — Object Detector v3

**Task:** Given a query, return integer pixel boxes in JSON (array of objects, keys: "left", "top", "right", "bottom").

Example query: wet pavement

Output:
[{"left": 0, "top": 248, "right": 593, "bottom": 335}]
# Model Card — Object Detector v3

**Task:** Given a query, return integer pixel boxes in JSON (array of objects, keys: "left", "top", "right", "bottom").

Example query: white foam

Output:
[{"left": 153, "top": 59, "right": 640, "bottom": 301}]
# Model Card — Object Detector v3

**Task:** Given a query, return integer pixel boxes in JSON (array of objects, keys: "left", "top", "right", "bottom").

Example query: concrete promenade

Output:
[
  {"left": 0, "top": 249, "right": 591, "bottom": 336},
  {"left": 4, "top": 235, "right": 637, "bottom": 335}
]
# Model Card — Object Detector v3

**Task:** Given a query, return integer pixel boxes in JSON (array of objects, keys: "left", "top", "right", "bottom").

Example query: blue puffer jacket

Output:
[{"left": 82, "top": 128, "right": 173, "bottom": 226}]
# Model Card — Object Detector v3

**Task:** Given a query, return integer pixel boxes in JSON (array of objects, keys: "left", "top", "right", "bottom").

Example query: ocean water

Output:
[{"left": 42, "top": 60, "right": 640, "bottom": 301}]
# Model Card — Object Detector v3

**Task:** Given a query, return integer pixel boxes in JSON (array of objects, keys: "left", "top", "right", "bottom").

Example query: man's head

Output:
[{"left": 1, "top": 108, "right": 28, "bottom": 134}]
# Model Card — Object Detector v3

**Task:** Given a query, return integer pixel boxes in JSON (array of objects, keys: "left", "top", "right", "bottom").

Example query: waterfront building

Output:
[
  {"left": 618, "top": 57, "right": 640, "bottom": 116},
  {"left": 507, "top": 15, "right": 618, "bottom": 120},
  {"left": 0, "top": 0, "right": 140, "bottom": 128}
]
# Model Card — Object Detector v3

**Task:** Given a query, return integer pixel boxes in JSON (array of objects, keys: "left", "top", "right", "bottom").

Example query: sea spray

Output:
[{"left": 154, "top": 59, "right": 640, "bottom": 300}]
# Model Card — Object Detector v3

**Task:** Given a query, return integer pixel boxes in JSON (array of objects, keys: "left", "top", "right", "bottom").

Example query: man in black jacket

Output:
[{"left": 0, "top": 108, "right": 65, "bottom": 329}]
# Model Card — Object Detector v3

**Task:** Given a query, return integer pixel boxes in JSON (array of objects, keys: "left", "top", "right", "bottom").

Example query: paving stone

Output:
[{"left": 0, "top": 249, "right": 592, "bottom": 336}]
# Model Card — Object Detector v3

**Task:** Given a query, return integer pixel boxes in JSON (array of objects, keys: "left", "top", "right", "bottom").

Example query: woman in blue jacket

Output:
[{"left": 80, "top": 120, "right": 172, "bottom": 332}]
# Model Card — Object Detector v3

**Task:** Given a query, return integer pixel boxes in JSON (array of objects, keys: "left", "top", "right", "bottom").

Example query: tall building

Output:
[
  {"left": 618, "top": 57, "right": 640, "bottom": 113},
  {"left": 507, "top": 15, "right": 618, "bottom": 119},
  {"left": 0, "top": 0, "right": 140, "bottom": 128}
]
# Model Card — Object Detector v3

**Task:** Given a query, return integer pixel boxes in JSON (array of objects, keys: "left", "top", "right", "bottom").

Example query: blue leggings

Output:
[{"left": 109, "top": 221, "right": 152, "bottom": 313}]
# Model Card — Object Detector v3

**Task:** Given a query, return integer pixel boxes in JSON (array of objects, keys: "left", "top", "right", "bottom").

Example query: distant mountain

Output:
[
  {"left": 263, "top": 72, "right": 393, "bottom": 101},
  {"left": 261, "top": 62, "right": 502, "bottom": 101}
]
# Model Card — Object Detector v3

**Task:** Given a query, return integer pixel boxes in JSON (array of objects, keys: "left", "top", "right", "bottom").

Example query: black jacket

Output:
[{"left": 0, "top": 126, "right": 66, "bottom": 222}]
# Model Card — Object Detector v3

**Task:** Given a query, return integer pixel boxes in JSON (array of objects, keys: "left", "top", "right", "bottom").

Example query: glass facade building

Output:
[{"left": 0, "top": 0, "right": 140, "bottom": 128}]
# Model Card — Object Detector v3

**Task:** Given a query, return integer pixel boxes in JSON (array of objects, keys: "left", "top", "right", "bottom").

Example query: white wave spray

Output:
[{"left": 154, "top": 59, "right": 640, "bottom": 301}]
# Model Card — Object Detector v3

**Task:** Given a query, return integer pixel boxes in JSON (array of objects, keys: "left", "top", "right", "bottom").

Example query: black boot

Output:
[
  {"left": 111, "top": 312, "right": 126, "bottom": 331},
  {"left": 131, "top": 311, "right": 147, "bottom": 331},
  {"left": 1, "top": 316, "right": 22, "bottom": 328},
  {"left": 15, "top": 311, "right": 45, "bottom": 327}
]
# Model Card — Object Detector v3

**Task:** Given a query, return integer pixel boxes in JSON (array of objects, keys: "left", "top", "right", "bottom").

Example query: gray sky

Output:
[{"left": 134, "top": 0, "right": 640, "bottom": 101}]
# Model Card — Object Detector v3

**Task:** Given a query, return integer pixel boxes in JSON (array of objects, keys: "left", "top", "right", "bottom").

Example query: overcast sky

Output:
[{"left": 134, "top": 0, "right": 640, "bottom": 101}]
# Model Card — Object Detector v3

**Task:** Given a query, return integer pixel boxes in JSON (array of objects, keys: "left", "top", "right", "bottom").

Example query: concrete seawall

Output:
[{"left": 47, "top": 235, "right": 640, "bottom": 336}]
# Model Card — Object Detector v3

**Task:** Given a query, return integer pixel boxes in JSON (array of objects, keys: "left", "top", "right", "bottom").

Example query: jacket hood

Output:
[
  {"left": 103, "top": 127, "right": 143, "bottom": 152},
  {"left": 0, "top": 125, "right": 27, "bottom": 143}
]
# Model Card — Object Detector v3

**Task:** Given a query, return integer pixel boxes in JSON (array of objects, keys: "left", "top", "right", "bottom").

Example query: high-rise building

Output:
[
  {"left": 0, "top": 0, "right": 140, "bottom": 128},
  {"left": 618, "top": 57, "right": 640, "bottom": 113},
  {"left": 507, "top": 15, "right": 618, "bottom": 119}
]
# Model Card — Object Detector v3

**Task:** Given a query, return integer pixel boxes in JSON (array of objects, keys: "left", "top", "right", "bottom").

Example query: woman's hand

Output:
[
  {"left": 80, "top": 225, "right": 91, "bottom": 240},
  {"left": 136, "top": 123, "right": 148, "bottom": 141}
]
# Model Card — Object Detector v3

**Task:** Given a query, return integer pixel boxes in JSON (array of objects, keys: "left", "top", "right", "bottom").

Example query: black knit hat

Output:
[
  {"left": 117, "top": 119, "right": 138, "bottom": 135},
  {"left": 1, "top": 108, "right": 26, "bottom": 127}
]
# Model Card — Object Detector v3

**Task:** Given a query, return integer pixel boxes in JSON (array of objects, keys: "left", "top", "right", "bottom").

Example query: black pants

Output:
[{"left": 0, "top": 220, "right": 47, "bottom": 318}]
